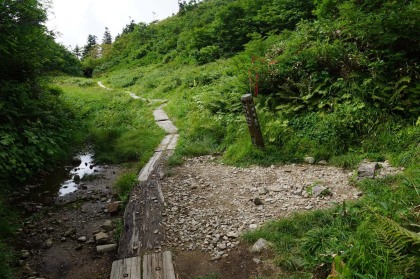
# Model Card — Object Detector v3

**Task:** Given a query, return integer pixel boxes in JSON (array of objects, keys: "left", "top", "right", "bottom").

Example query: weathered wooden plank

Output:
[
  {"left": 153, "top": 109, "right": 169, "bottom": 122},
  {"left": 143, "top": 251, "right": 176, "bottom": 279},
  {"left": 138, "top": 151, "right": 163, "bottom": 182},
  {"left": 118, "top": 180, "right": 165, "bottom": 259},
  {"left": 155, "top": 135, "right": 174, "bottom": 152},
  {"left": 156, "top": 121, "right": 178, "bottom": 134},
  {"left": 166, "top": 134, "right": 179, "bottom": 150},
  {"left": 110, "top": 256, "right": 142, "bottom": 279}
]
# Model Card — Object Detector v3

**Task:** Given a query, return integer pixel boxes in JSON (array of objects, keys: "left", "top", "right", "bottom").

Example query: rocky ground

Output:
[
  {"left": 160, "top": 156, "right": 402, "bottom": 278},
  {"left": 12, "top": 154, "right": 402, "bottom": 279},
  {"left": 14, "top": 165, "right": 125, "bottom": 279}
]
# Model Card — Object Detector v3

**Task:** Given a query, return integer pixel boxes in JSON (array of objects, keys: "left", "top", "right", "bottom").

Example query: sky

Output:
[{"left": 46, "top": 0, "right": 180, "bottom": 49}]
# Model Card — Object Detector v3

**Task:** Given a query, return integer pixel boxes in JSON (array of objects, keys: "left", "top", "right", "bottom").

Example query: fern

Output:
[{"left": 374, "top": 214, "right": 420, "bottom": 278}]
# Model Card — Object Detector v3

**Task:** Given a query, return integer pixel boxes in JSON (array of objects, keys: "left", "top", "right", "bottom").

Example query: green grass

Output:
[
  {"left": 56, "top": 77, "right": 165, "bottom": 168},
  {"left": 95, "top": 33, "right": 420, "bottom": 279},
  {"left": 114, "top": 172, "right": 138, "bottom": 203},
  {"left": 243, "top": 161, "right": 420, "bottom": 278}
]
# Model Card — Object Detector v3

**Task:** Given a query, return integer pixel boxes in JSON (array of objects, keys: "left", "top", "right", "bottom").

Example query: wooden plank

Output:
[
  {"left": 128, "top": 92, "right": 142, "bottom": 100},
  {"left": 143, "top": 252, "right": 176, "bottom": 279},
  {"left": 153, "top": 109, "right": 169, "bottom": 122},
  {"left": 155, "top": 135, "right": 174, "bottom": 152},
  {"left": 110, "top": 256, "right": 142, "bottom": 279},
  {"left": 166, "top": 134, "right": 179, "bottom": 150},
  {"left": 138, "top": 151, "right": 163, "bottom": 182},
  {"left": 118, "top": 180, "right": 165, "bottom": 259},
  {"left": 156, "top": 121, "right": 178, "bottom": 134}
]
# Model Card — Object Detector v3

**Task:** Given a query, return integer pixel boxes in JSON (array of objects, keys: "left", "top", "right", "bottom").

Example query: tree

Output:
[
  {"left": 102, "top": 27, "right": 112, "bottom": 45},
  {"left": 82, "top": 34, "right": 98, "bottom": 59},
  {"left": 73, "top": 45, "right": 81, "bottom": 59}
]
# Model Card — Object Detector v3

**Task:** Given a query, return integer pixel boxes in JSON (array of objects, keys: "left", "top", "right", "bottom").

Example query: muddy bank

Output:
[{"left": 14, "top": 162, "right": 125, "bottom": 279}]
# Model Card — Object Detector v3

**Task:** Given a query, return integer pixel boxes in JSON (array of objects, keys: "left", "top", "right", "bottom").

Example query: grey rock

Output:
[
  {"left": 64, "top": 228, "right": 76, "bottom": 237},
  {"left": 227, "top": 231, "right": 238, "bottom": 238},
  {"left": 251, "top": 238, "right": 272, "bottom": 253},
  {"left": 249, "top": 224, "right": 258, "bottom": 230},
  {"left": 94, "top": 232, "right": 109, "bottom": 244},
  {"left": 318, "top": 160, "right": 328, "bottom": 165},
  {"left": 358, "top": 162, "right": 378, "bottom": 179},
  {"left": 78, "top": 236, "right": 87, "bottom": 242},
  {"left": 210, "top": 255, "right": 222, "bottom": 261},
  {"left": 258, "top": 187, "right": 268, "bottom": 195},
  {"left": 217, "top": 243, "right": 227, "bottom": 250},
  {"left": 101, "top": 219, "right": 113, "bottom": 231},
  {"left": 96, "top": 244, "right": 117, "bottom": 253},
  {"left": 304, "top": 157, "right": 315, "bottom": 164},
  {"left": 45, "top": 239, "right": 53, "bottom": 248},
  {"left": 312, "top": 185, "right": 327, "bottom": 198}
]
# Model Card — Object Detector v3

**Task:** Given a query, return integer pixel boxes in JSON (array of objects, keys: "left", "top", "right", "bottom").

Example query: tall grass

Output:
[{"left": 56, "top": 77, "right": 164, "bottom": 168}]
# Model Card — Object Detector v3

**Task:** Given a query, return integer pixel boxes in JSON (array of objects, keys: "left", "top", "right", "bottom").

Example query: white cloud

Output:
[{"left": 47, "top": 0, "right": 179, "bottom": 49}]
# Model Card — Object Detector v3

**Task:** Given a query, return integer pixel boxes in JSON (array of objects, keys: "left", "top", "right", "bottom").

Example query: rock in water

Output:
[{"left": 73, "top": 174, "right": 81, "bottom": 183}]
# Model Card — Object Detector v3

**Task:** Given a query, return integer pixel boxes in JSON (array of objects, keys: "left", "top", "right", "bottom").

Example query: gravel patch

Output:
[{"left": 161, "top": 156, "right": 360, "bottom": 259}]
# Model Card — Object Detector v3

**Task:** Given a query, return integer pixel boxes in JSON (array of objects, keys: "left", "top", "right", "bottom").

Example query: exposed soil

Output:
[
  {"left": 13, "top": 154, "right": 374, "bottom": 279},
  {"left": 13, "top": 164, "right": 125, "bottom": 279}
]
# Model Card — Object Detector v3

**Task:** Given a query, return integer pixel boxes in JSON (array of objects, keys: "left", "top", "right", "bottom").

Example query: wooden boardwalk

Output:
[{"left": 100, "top": 83, "right": 178, "bottom": 279}]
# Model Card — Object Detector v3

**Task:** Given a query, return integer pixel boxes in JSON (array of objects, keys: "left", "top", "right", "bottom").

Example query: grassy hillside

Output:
[{"left": 90, "top": 0, "right": 419, "bottom": 277}]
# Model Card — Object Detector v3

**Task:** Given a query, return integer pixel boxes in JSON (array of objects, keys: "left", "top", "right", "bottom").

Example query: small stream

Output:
[{"left": 21, "top": 151, "right": 103, "bottom": 205}]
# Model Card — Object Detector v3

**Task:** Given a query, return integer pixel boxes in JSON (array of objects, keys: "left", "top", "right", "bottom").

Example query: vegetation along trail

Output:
[{"left": 1, "top": 0, "right": 419, "bottom": 278}]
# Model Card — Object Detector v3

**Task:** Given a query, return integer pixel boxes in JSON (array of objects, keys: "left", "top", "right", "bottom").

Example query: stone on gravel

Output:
[
  {"left": 94, "top": 232, "right": 109, "bottom": 244},
  {"left": 249, "top": 224, "right": 258, "bottom": 230},
  {"left": 78, "top": 236, "right": 87, "bottom": 242},
  {"left": 45, "top": 239, "right": 53, "bottom": 249},
  {"left": 304, "top": 157, "right": 315, "bottom": 164},
  {"left": 251, "top": 238, "right": 272, "bottom": 253},
  {"left": 73, "top": 174, "right": 81, "bottom": 183},
  {"left": 63, "top": 228, "right": 76, "bottom": 237},
  {"left": 101, "top": 219, "right": 113, "bottom": 231},
  {"left": 358, "top": 162, "right": 378, "bottom": 179},
  {"left": 311, "top": 185, "right": 328, "bottom": 198},
  {"left": 96, "top": 244, "right": 117, "bottom": 253},
  {"left": 227, "top": 231, "right": 238, "bottom": 238},
  {"left": 258, "top": 187, "right": 268, "bottom": 195}
]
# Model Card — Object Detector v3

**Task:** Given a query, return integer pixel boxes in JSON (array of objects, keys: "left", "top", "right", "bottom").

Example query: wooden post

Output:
[{"left": 241, "top": 94, "right": 264, "bottom": 148}]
